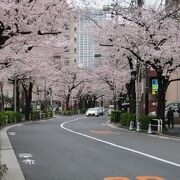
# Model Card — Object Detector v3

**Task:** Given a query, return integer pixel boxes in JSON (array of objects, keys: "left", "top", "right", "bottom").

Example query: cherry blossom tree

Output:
[
  {"left": 51, "top": 62, "right": 88, "bottom": 110},
  {"left": 91, "top": 5, "right": 180, "bottom": 128},
  {"left": 0, "top": 0, "right": 71, "bottom": 46},
  {"left": 91, "top": 61, "right": 131, "bottom": 109},
  {"left": 119, "top": 8, "right": 180, "bottom": 128},
  {"left": 0, "top": 0, "right": 74, "bottom": 118},
  {"left": 83, "top": 1, "right": 180, "bottom": 128}
]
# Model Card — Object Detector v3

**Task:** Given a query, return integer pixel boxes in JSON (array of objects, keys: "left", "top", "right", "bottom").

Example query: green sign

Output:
[{"left": 152, "top": 79, "right": 158, "bottom": 95}]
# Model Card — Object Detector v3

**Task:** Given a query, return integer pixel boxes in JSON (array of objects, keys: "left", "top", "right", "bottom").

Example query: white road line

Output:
[{"left": 60, "top": 117, "right": 180, "bottom": 168}]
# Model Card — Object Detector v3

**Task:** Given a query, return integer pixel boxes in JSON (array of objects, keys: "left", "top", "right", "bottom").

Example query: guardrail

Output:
[{"left": 149, "top": 119, "right": 163, "bottom": 133}]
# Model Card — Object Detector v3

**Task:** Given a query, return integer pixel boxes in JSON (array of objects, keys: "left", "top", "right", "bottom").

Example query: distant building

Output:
[{"left": 76, "top": 9, "right": 107, "bottom": 68}]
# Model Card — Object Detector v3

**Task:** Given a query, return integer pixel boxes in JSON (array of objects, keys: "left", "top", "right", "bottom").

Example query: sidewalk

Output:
[
  {"left": 163, "top": 124, "right": 180, "bottom": 137},
  {"left": 0, "top": 125, "right": 26, "bottom": 180}
]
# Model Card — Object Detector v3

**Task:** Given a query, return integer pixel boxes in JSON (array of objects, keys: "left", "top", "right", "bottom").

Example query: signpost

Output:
[{"left": 152, "top": 79, "right": 158, "bottom": 95}]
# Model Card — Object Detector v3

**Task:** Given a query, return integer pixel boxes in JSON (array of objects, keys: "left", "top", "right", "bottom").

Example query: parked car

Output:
[
  {"left": 96, "top": 107, "right": 105, "bottom": 116},
  {"left": 149, "top": 102, "right": 180, "bottom": 118},
  {"left": 86, "top": 108, "right": 101, "bottom": 117}
]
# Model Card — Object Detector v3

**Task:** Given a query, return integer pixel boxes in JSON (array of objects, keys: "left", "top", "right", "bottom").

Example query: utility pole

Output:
[
  {"left": 14, "top": 77, "right": 17, "bottom": 112},
  {"left": 144, "top": 63, "right": 149, "bottom": 115},
  {"left": 136, "top": 62, "right": 141, "bottom": 128}
]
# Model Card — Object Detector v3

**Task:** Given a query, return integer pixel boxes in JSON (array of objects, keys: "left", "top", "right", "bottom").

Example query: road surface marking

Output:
[
  {"left": 90, "top": 130, "right": 113, "bottom": 134},
  {"left": 136, "top": 176, "right": 165, "bottom": 180},
  {"left": 22, "top": 159, "right": 36, "bottom": 165},
  {"left": 104, "top": 177, "right": 129, "bottom": 180},
  {"left": 19, "top": 153, "right": 33, "bottom": 158},
  {"left": 8, "top": 132, "right": 16, "bottom": 136},
  {"left": 61, "top": 117, "right": 180, "bottom": 168},
  {"left": 104, "top": 177, "right": 165, "bottom": 180}
]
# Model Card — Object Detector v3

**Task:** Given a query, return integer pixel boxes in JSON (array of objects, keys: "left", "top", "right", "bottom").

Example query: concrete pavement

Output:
[
  {"left": 0, "top": 125, "right": 25, "bottom": 180},
  {"left": 163, "top": 124, "right": 180, "bottom": 137}
]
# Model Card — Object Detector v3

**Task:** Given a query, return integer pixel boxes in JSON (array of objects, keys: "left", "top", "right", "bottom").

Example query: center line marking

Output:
[{"left": 60, "top": 117, "right": 180, "bottom": 168}]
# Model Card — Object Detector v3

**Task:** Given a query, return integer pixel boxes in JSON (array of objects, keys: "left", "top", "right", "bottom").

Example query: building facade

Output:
[{"left": 76, "top": 10, "right": 107, "bottom": 68}]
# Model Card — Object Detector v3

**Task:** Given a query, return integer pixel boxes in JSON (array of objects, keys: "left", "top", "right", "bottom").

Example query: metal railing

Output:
[{"left": 150, "top": 119, "right": 163, "bottom": 133}]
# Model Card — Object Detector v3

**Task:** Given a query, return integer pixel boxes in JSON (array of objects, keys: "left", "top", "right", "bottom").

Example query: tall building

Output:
[{"left": 76, "top": 9, "right": 107, "bottom": 68}]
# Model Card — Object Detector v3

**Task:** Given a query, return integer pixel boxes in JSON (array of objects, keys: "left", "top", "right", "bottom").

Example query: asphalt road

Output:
[{"left": 7, "top": 115, "right": 180, "bottom": 180}]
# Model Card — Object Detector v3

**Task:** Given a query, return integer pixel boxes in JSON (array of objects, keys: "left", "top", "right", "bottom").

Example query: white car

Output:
[
  {"left": 96, "top": 107, "right": 105, "bottom": 116},
  {"left": 86, "top": 108, "right": 101, "bottom": 117}
]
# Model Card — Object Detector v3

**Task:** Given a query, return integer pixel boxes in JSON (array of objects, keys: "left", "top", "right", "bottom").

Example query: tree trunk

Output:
[
  {"left": 22, "top": 82, "right": 33, "bottom": 120},
  {"left": 16, "top": 81, "right": 20, "bottom": 112},
  {"left": 0, "top": 83, "right": 4, "bottom": 112},
  {"left": 127, "top": 78, "right": 136, "bottom": 114},
  {"left": 127, "top": 57, "right": 136, "bottom": 114},
  {"left": 66, "top": 94, "right": 71, "bottom": 110},
  {"left": 156, "top": 75, "right": 168, "bottom": 130}
]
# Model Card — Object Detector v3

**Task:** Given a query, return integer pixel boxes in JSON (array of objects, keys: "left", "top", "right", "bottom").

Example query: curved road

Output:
[{"left": 6, "top": 115, "right": 180, "bottom": 180}]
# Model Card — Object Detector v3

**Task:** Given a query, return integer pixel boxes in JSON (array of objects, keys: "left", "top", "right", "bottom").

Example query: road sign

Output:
[{"left": 152, "top": 79, "right": 158, "bottom": 95}]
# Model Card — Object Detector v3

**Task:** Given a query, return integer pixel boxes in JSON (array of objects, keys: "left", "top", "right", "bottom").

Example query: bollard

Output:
[
  {"left": 5, "top": 115, "right": 8, "bottom": 124},
  {"left": 148, "top": 123, "right": 152, "bottom": 134},
  {"left": 129, "top": 121, "right": 134, "bottom": 131},
  {"left": 29, "top": 114, "right": 31, "bottom": 121},
  {"left": 158, "top": 120, "right": 161, "bottom": 132},
  {"left": 136, "top": 122, "right": 141, "bottom": 132}
]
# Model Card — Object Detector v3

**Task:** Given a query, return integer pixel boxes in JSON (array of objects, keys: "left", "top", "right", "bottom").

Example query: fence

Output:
[{"left": 150, "top": 119, "right": 163, "bottom": 133}]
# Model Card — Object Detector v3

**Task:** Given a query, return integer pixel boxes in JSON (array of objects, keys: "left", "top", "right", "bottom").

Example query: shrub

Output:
[
  {"left": 4, "top": 111, "right": 22, "bottom": 123},
  {"left": 0, "top": 113, "right": 6, "bottom": 126},
  {"left": 0, "top": 164, "right": 8, "bottom": 176},
  {"left": 31, "top": 111, "right": 40, "bottom": 121},
  {"left": 49, "top": 111, "right": 53, "bottom": 117},
  {"left": 80, "top": 108, "right": 87, "bottom": 114},
  {"left": 72, "top": 109, "right": 78, "bottom": 115},
  {"left": 62, "top": 110, "right": 73, "bottom": 116},
  {"left": 15, "top": 113, "right": 23, "bottom": 122},
  {"left": 110, "top": 110, "right": 121, "bottom": 123},
  {"left": 120, "top": 112, "right": 135, "bottom": 127},
  {"left": 139, "top": 115, "right": 155, "bottom": 130}
]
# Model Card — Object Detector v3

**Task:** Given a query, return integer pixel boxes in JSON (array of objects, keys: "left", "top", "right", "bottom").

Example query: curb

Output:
[
  {"left": 108, "top": 122, "right": 180, "bottom": 140},
  {"left": 0, "top": 125, "right": 25, "bottom": 180}
]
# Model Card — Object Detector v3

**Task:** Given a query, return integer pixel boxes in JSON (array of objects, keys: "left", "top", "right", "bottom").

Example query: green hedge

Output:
[
  {"left": 120, "top": 112, "right": 135, "bottom": 127},
  {"left": 31, "top": 111, "right": 53, "bottom": 120},
  {"left": 110, "top": 110, "right": 121, "bottom": 123},
  {"left": 80, "top": 108, "right": 87, "bottom": 114},
  {"left": 4, "top": 111, "right": 22, "bottom": 123},
  {"left": 0, "top": 164, "right": 8, "bottom": 176},
  {"left": 0, "top": 112, "right": 6, "bottom": 126},
  {"left": 63, "top": 110, "right": 73, "bottom": 115},
  {"left": 45, "top": 111, "right": 53, "bottom": 118},
  {"left": 31, "top": 111, "right": 40, "bottom": 121},
  {"left": 0, "top": 111, "right": 22, "bottom": 126},
  {"left": 139, "top": 115, "right": 155, "bottom": 130}
]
